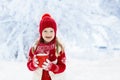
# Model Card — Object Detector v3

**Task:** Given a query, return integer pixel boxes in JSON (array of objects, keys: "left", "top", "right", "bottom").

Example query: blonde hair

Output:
[{"left": 56, "top": 37, "right": 64, "bottom": 56}]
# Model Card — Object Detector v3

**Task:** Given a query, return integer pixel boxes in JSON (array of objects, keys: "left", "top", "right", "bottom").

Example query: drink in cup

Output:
[{"left": 36, "top": 54, "right": 48, "bottom": 68}]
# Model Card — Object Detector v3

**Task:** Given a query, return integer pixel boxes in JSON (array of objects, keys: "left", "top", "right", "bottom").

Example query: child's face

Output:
[{"left": 42, "top": 27, "right": 55, "bottom": 43}]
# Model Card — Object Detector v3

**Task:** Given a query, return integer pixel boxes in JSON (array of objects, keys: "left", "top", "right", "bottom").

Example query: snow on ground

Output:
[
  {"left": 66, "top": 57, "right": 120, "bottom": 80},
  {"left": 0, "top": 56, "right": 120, "bottom": 80},
  {"left": 0, "top": 61, "right": 32, "bottom": 80}
]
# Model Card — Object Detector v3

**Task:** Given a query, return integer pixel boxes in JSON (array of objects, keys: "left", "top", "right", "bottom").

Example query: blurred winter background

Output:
[{"left": 0, "top": 0, "right": 120, "bottom": 80}]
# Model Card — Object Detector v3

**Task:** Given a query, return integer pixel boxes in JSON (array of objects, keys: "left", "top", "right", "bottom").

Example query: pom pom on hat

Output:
[
  {"left": 42, "top": 13, "right": 51, "bottom": 19},
  {"left": 39, "top": 13, "right": 57, "bottom": 37}
]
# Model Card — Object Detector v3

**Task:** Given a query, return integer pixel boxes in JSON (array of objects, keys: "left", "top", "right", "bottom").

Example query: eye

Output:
[
  {"left": 44, "top": 30, "right": 47, "bottom": 32},
  {"left": 50, "top": 30, "right": 53, "bottom": 32}
]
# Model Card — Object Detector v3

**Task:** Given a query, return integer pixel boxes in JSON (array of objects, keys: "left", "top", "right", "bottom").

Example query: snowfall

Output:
[{"left": 0, "top": 0, "right": 120, "bottom": 80}]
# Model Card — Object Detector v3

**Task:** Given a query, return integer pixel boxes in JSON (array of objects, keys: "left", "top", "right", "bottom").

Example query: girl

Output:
[{"left": 27, "top": 13, "right": 66, "bottom": 80}]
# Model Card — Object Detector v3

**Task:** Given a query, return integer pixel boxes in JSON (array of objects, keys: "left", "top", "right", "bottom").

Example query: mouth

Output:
[{"left": 45, "top": 36, "right": 52, "bottom": 39}]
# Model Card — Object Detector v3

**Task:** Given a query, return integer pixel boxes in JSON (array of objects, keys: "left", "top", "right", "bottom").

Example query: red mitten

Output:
[
  {"left": 42, "top": 59, "right": 53, "bottom": 71},
  {"left": 42, "top": 59, "right": 59, "bottom": 72},
  {"left": 32, "top": 55, "right": 39, "bottom": 67}
]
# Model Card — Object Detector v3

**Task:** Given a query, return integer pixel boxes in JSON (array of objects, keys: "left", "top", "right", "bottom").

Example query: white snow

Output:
[
  {"left": 0, "top": 56, "right": 120, "bottom": 80},
  {"left": 0, "top": 0, "right": 120, "bottom": 61},
  {"left": 0, "top": 0, "right": 120, "bottom": 80},
  {"left": 0, "top": 61, "right": 32, "bottom": 80}
]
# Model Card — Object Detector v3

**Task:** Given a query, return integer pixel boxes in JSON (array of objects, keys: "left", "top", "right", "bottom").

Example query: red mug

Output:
[{"left": 36, "top": 54, "right": 48, "bottom": 68}]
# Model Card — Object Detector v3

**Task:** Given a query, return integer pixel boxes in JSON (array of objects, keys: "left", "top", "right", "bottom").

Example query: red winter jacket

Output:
[{"left": 27, "top": 41, "right": 66, "bottom": 80}]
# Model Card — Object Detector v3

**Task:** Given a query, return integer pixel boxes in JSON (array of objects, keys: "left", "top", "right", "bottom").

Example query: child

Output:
[{"left": 27, "top": 13, "right": 66, "bottom": 80}]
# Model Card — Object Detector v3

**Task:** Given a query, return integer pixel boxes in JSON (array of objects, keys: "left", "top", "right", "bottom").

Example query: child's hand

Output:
[
  {"left": 42, "top": 59, "right": 53, "bottom": 71},
  {"left": 33, "top": 55, "right": 39, "bottom": 67}
]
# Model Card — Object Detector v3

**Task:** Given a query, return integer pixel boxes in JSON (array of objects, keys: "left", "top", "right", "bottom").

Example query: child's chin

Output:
[{"left": 45, "top": 39, "right": 52, "bottom": 43}]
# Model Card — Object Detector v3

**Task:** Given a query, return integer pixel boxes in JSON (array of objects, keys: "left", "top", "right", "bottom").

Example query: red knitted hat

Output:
[{"left": 39, "top": 13, "right": 57, "bottom": 37}]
